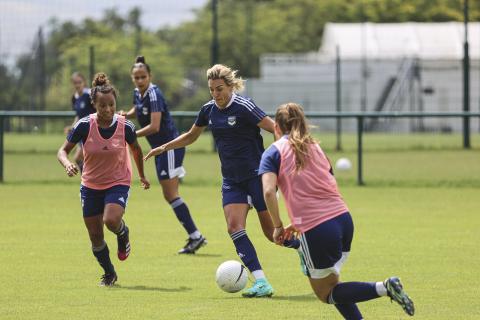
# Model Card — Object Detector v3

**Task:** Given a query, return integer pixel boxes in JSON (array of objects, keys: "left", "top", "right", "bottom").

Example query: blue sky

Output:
[{"left": 0, "top": 0, "right": 207, "bottom": 65}]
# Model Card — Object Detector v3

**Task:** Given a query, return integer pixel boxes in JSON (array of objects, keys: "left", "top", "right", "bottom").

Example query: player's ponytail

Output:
[
  {"left": 90, "top": 72, "right": 118, "bottom": 103},
  {"left": 207, "top": 64, "right": 244, "bottom": 92},
  {"left": 131, "top": 55, "right": 151, "bottom": 74},
  {"left": 275, "top": 103, "right": 315, "bottom": 172}
]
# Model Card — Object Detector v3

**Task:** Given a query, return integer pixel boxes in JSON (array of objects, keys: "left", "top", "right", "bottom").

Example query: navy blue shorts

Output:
[
  {"left": 299, "top": 212, "right": 354, "bottom": 279},
  {"left": 221, "top": 176, "right": 267, "bottom": 212},
  {"left": 80, "top": 184, "right": 130, "bottom": 217},
  {"left": 154, "top": 147, "right": 186, "bottom": 181}
]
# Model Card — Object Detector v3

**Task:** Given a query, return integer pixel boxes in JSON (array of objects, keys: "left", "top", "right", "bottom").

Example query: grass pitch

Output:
[{"left": 1, "top": 132, "right": 479, "bottom": 319}]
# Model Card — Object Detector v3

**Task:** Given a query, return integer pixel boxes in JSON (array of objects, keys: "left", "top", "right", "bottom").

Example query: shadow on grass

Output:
[
  {"left": 113, "top": 285, "right": 192, "bottom": 292},
  {"left": 216, "top": 293, "right": 316, "bottom": 301},
  {"left": 180, "top": 253, "right": 223, "bottom": 258},
  {"left": 272, "top": 293, "right": 317, "bottom": 301}
]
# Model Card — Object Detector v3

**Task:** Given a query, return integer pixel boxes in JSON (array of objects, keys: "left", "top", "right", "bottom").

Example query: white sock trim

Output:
[
  {"left": 251, "top": 270, "right": 265, "bottom": 280},
  {"left": 189, "top": 230, "right": 201, "bottom": 239},
  {"left": 375, "top": 281, "right": 388, "bottom": 296}
]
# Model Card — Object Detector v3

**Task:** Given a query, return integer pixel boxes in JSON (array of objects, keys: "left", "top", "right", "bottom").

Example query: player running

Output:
[
  {"left": 119, "top": 56, "right": 206, "bottom": 254},
  {"left": 57, "top": 73, "right": 150, "bottom": 286},
  {"left": 260, "top": 102, "right": 415, "bottom": 318}
]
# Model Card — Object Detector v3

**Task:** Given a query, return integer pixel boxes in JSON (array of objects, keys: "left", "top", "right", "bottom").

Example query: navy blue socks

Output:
[
  {"left": 230, "top": 229, "right": 262, "bottom": 273},
  {"left": 170, "top": 197, "right": 199, "bottom": 237},
  {"left": 92, "top": 241, "right": 115, "bottom": 275}
]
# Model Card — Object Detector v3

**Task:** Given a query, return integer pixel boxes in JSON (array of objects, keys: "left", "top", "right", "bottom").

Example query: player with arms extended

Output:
[
  {"left": 145, "top": 64, "right": 300, "bottom": 298},
  {"left": 260, "top": 103, "right": 415, "bottom": 318},
  {"left": 57, "top": 73, "right": 150, "bottom": 286}
]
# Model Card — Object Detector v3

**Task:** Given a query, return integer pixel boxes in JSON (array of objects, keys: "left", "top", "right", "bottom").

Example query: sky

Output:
[{"left": 0, "top": 0, "right": 208, "bottom": 66}]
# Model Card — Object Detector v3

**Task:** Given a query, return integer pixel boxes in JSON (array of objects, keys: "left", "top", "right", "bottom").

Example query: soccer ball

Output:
[
  {"left": 215, "top": 260, "right": 248, "bottom": 293},
  {"left": 335, "top": 157, "right": 352, "bottom": 171}
]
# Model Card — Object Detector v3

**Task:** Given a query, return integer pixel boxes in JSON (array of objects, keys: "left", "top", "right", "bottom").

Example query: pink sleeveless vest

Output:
[
  {"left": 81, "top": 114, "right": 132, "bottom": 190},
  {"left": 273, "top": 138, "right": 348, "bottom": 233}
]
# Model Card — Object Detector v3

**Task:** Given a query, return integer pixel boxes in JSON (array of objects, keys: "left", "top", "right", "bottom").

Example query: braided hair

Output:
[{"left": 90, "top": 72, "right": 118, "bottom": 104}]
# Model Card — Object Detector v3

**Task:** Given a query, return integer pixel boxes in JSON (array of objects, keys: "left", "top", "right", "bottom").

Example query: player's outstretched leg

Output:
[
  {"left": 385, "top": 277, "right": 415, "bottom": 316},
  {"left": 115, "top": 220, "right": 130, "bottom": 261},
  {"left": 229, "top": 229, "right": 274, "bottom": 298}
]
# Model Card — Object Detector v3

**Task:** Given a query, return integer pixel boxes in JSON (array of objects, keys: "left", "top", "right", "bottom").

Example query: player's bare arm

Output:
[{"left": 129, "top": 139, "right": 150, "bottom": 189}]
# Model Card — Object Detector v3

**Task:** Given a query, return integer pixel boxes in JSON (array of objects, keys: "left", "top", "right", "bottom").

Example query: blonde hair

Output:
[
  {"left": 206, "top": 64, "right": 244, "bottom": 92},
  {"left": 275, "top": 103, "right": 315, "bottom": 172}
]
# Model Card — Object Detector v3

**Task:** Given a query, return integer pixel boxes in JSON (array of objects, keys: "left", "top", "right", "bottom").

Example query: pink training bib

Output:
[
  {"left": 81, "top": 114, "right": 132, "bottom": 190},
  {"left": 273, "top": 138, "right": 348, "bottom": 233}
]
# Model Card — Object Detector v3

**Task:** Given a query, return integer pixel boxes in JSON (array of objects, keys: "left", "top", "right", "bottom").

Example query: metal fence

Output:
[{"left": 0, "top": 110, "right": 479, "bottom": 184}]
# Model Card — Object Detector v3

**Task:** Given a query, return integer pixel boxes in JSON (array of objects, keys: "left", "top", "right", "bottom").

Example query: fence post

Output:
[
  {"left": 357, "top": 116, "right": 364, "bottom": 186},
  {"left": 335, "top": 45, "right": 342, "bottom": 151},
  {"left": 0, "top": 116, "right": 4, "bottom": 183}
]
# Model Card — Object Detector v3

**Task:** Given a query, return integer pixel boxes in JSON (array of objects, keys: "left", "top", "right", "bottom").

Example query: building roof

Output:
[{"left": 320, "top": 22, "right": 480, "bottom": 60}]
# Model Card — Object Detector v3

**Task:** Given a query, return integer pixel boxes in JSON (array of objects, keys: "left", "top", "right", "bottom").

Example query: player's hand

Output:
[
  {"left": 140, "top": 176, "right": 150, "bottom": 190},
  {"left": 63, "top": 126, "right": 72, "bottom": 135},
  {"left": 283, "top": 224, "right": 299, "bottom": 241},
  {"left": 144, "top": 145, "right": 166, "bottom": 161},
  {"left": 273, "top": 225, "right": 285, "bottom": 245},
  {"left": 65, "top": 162, "right": 79, "bottom": 177}
]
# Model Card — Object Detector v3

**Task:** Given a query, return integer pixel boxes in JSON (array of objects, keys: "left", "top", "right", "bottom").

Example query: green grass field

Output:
[{"left": 1, "top": 132, "right": 480, "bottom": 319}]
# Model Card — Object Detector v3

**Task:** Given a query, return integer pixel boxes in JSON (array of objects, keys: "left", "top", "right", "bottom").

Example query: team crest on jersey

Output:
[
  {"left": 80, "top": 101, "right": 85, "bottom": 109},
  {"left": 227, "top": 116, "right": 236, "bottom": 126}
]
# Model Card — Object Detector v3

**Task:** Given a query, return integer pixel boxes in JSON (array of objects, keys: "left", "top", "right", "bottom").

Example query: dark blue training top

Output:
[
  {"left": 72, "top": 88, "right": 95, "bottom": 119},
  {"left": 195, "top": 93, "right": 267, "bottom": 183},
  {"left": 133, "top": 83, "right": 179, "bottom": 148},
  {"left": 67, "top": 115, "right": 137, "bottom": 145},
  {"left": 258, "top": 144, "right": 281, "bottom": 176}
]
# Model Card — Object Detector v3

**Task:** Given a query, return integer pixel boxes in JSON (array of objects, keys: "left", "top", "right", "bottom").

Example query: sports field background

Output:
[{"left": 1, "top": 130, "right": 480, "bottom": 319}]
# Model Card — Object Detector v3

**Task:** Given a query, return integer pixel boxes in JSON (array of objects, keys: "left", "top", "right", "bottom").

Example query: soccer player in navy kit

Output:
[
  {"left": 64, "top": 72, "right": 96, "bottom": 171},
  {"left": 145, "top": 64, "right": 300, "bottom": 297},
  {"left": 119, "top": 56, "right": 206, "bottom": 254}
]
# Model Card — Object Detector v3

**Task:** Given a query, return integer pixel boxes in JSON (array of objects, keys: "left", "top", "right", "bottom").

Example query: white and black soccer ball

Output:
[{"left": 215, "top": 260, "right": 248, "bottom": 293}]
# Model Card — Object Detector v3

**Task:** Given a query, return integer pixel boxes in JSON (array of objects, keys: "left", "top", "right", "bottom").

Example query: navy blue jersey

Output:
[
  {"left": 68, "top": 115, "right": 136, "bottom": 145},
  {"left": 259, "top": 144, "right": 281, "bottom": 176},
  {"left": 133, "top": 83, "right": 179, "bottom": 148},
  {"left": 72, "top": 88, "right": 95, "bottom": 119},
  {"left": 195, "top": 93, "right": 267, "bottom": 183}
]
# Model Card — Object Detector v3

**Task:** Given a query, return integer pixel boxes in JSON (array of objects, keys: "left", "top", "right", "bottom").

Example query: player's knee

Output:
[
  {"left": 227, "top": 223, "right": 244, "bottom": 234},
  {"left": 102, "top": 215, "right": 117, "bottom": 229}
]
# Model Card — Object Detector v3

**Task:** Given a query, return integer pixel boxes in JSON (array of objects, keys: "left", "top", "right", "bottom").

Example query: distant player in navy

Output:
[
  {"left": 145, "top": 64, "right": 300, "bottom": 297},
  {"left": 119, "top": 56, "right": 206, "bottom": 254},
  {"left": 64, "top": 72, "right": 96, "bottom": 172},
  {"left": 58, "top": 73, "right": 150, "bottom": 286}
]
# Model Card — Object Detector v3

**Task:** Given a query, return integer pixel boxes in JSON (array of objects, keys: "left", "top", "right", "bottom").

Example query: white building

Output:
[{"left": 245, "top": 22, "right": 480, "bottom": 132}]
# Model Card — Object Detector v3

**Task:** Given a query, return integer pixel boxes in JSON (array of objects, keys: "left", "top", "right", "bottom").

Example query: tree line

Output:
[{"left": 1, "top": 0, "right": 479, "bottom": 112}]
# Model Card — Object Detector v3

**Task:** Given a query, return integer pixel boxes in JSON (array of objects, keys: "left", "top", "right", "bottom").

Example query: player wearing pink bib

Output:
[
  {"left": 259, "top": 103, "right": 414, "bottom": 319},
  {"left": 57, "top": 73, "right": 150, "bottom": 286}
]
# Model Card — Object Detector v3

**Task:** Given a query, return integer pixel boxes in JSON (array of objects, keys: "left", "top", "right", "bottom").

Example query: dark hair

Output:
[
  {"left": 131, "top": 55, "right": 151, "bottom": 74},
  {"left": 90, "top": 72, "right": 118, "bottom": 103},
  {"left": 71, "top": 72, "right": 86, "bottom": 82}
]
